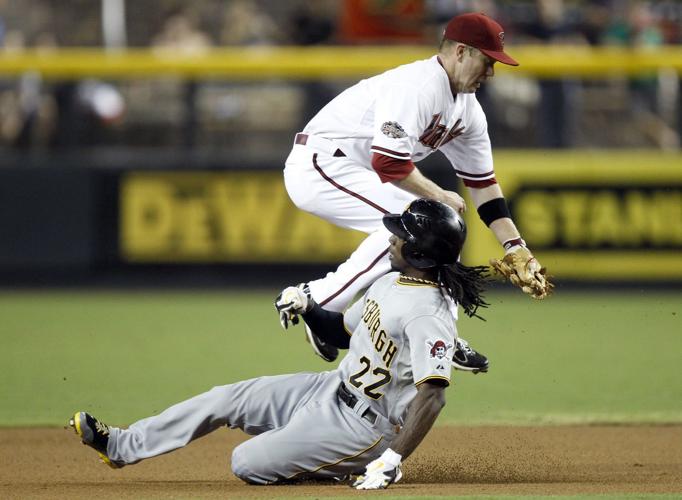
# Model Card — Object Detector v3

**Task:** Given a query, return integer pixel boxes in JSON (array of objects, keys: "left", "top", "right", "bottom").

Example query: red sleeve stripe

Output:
[
  {"left": 462, "top": 178, "right": 498, "bottom": 188},
  {"left": 454, "top": 168, "right": 495, "bottom": 179},
  {"left": 371, "top": 153, "right": 415, "bottom": 183},
  {"left": 370, "top": 145, "right": 411, "bottom": 158}
]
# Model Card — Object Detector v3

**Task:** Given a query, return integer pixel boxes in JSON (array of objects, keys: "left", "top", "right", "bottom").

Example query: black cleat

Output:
[
  {"left": 452, "top": 337, "right": 489, "bottom": 374},
  {"left": 69, "top": 412, "right": 121, "bottom": 468}
]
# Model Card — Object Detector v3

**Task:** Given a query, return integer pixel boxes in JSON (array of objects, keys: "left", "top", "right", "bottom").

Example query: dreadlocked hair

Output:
[{"left": 437, "top": 262, "right": 490, "bottom": 320}]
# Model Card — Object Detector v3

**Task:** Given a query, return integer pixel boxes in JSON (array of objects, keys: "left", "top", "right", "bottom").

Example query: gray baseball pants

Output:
[{"left": 106, "top": 370, "right": 398, "bottom": 484}]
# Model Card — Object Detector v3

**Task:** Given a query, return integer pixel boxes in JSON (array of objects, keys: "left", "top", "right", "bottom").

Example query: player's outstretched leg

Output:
[{"left": 69, "top": 412, "right": 122, "bottom": 469}]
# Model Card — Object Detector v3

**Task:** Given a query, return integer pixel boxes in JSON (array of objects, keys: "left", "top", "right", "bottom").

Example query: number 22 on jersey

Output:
[{"left": 348, "top": 356, "right": 392, "bottom": 400}]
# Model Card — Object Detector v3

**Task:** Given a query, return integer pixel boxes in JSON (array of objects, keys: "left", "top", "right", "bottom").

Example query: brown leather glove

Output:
[{"left": 490, "top": 245, "right": 554, "bottom": 299}]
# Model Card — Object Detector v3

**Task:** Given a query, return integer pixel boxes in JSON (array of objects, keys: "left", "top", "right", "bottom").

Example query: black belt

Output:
[
  {"left": 294, "top": 133, "right": 346, "bottom": 157},
  {"left": 337, "top": 383, "right": 377, "bottom": 425}
]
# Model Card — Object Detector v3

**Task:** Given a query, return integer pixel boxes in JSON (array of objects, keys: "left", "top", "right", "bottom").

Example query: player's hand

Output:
[
  {"left": 490, "top": 245, "right": 554, "bottom": 299},
  {"left": 440, "top": 190, "right": 466, "bottom": 214},
  {"left": 352, "top": 449, "right": 403, "bottom": 490},
  {"left": 274, "top": 283, "right": 313, "bottom": 329}
]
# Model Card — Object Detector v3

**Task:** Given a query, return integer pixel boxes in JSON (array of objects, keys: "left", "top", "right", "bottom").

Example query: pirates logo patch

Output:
[
  {"left": 381, "top": 121, "right": 407, "bottom": 139},
  {"left": 426, "top": 339, "right": 453, "bottom": 360}
]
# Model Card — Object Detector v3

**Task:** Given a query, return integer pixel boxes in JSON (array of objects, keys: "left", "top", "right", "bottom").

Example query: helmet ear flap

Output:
[{"left": 401, "top": 238, "right": 438, "bottom": 269}]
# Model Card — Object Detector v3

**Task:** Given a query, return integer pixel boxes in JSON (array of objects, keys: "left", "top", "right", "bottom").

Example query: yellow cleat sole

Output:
[{"left": 68, "top": 412, "right": 120, "bottom": 469}]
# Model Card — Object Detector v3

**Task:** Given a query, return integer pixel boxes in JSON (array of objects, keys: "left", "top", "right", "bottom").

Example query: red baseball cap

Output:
[{"left": 443, "top": 12, "right": 519, "bottom": 66}]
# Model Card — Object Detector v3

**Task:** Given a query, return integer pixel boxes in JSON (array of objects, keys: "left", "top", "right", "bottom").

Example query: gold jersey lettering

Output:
[
  {"left": 362, "top": 301, "right": 378, "bottom": 322},
  {"left": 375, "top": 329, "right": 386, "bottom": 352},
  {"left": 370, "top": 316, "right": 381, "bottom": 341},
  {"left": 383, "top": 340, "right": 397, "bottom": 368},
  {"left": 361, "top": 300, "right": 399, "bottom": 368}
]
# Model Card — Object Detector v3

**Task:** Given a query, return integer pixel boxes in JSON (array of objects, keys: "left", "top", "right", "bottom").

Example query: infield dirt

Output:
[{"left": 1, "top": 425, "right": 680, "bottom": 499}]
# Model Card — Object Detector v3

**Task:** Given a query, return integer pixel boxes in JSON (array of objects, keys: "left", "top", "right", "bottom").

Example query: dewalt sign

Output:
[
  {"left": 120, "top": 152, "right": 682, "bottom": 279},
  {"left": 462, "top": 151, "right": 682, "bottom": 280},
  {"left": 120, "top": 171, "right": 366, "bottom": 262}
]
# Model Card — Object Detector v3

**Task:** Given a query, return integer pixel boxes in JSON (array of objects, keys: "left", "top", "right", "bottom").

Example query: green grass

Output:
[{"left": 0, "top": 289, "right": 680, "bottom": 426}]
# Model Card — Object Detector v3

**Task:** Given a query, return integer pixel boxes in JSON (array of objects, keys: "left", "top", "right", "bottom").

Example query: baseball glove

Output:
[{"left": 490, "top": 245, "right": 554, "bottom": 299}]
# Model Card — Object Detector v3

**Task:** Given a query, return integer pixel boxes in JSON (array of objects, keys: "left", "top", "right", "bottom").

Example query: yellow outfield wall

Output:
[{"left": 120, "top": 150, "right": 682, "bottom": 281}]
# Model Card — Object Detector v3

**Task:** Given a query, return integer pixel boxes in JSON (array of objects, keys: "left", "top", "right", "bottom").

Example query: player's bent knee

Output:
[{"left": 231, "top": 444, "right": 270, "bottom": 485}]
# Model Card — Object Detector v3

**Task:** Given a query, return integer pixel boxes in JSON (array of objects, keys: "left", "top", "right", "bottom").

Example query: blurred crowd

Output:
[
  {"left": 0, "top": 0, "right": 681, "bottom": 158},
  {"left": 2, "top": 0, "right": 681, "bottom": 48}
]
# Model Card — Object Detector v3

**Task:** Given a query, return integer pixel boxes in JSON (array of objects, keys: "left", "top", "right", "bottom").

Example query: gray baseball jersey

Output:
[
  {"left": 339, "top": 272, "right": 457, "bottom": 425},
  {"left": 104, "top": 272, "right": 456, "bottom": 484}
]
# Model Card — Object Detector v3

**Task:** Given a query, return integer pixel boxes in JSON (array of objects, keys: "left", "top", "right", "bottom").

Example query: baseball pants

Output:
[
  {"left": 106, "top": 371, "right": 397, "bottom": 484},
  {"left": 284, "top": 141, "right": 415, "bottom": 312}
]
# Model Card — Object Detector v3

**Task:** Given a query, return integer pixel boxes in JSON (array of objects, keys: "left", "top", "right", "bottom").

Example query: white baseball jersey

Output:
[
  {"left": 338, "top": 272, "right": 456, "bottom": 425},
  {"left": 303, "top": 55, "right": 495, "bottom": 184},
  {"left": 285, "top": 54, "right": 495, "bottom": 312}
]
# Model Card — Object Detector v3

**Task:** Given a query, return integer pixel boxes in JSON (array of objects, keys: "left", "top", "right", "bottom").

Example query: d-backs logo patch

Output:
[
  {"left": 381, "top": 121, "right": 407, "bottom": 139},
  {"left": 426, "top": 339, "right": 453, "bottom": 360}
]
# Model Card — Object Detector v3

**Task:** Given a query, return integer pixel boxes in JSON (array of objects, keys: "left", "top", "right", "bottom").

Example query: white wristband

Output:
[{"left": 379, "top": 448, "right": 402, "bottom": 467}]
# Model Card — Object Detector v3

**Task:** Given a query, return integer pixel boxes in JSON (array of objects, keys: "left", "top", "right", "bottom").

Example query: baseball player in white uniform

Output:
[
  {"left": 69, "top": 199, "right": 490, "bottom": 489},
  {"left": 281, "top": 13, "right": 550, "bottom": 368}
]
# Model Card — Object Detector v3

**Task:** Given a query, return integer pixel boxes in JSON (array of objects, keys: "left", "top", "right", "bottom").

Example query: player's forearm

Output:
[
  {"left": 392, "top": 168, "right": 446, "bottom": 201},
  {"left": 393, "top": 169, "right": 465, "bottom": 212},
  {"left": 468, "top": 184, "right": 522, "bottom": 246},
  {"left": 388, "top": 383, "right": 445, "bottom": 460},
  {"left": 301, "top": 303, "right": 350, "bottom": 349},
  {"left": 488, "top": 217, "right": 522, "bottom": 246}
]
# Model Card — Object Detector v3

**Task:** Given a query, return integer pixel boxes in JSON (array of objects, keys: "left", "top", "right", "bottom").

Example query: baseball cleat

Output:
[
  {"left": 452, "top": 337, "right": 489, "bottom": 373},
  {"left": 69, "top": 411, "right": 121, "bottom": 469},
  {"left": 304, "top": 323, "right": 339, "bottom": 363}
]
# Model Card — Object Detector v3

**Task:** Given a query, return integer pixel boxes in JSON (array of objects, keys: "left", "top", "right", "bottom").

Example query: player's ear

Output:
[{"left": 455, "top": 42, "right": 467, "bottom": 62}]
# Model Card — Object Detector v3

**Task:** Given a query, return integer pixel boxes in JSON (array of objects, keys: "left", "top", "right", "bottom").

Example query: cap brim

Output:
[
  {"left": 382, "top": 214, "right": 410, "bottom": 240},
  {"left": 480, "top": 48, "right": 519, "bottom": 66}
]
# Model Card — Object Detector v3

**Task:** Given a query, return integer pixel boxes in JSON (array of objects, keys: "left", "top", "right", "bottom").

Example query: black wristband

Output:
[{"left": 477, "top": 197, "right": 511, "bottom": 226}]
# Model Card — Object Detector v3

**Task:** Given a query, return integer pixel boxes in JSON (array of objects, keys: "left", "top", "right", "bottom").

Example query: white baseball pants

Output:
[{"left": 284, "top": 138, "right": 415, "bottom": 312}]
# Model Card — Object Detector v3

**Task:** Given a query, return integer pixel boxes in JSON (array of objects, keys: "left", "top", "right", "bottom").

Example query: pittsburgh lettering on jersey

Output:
[
  {"left": 419, "top": 114, "right": 465, "bottom": 149},
  {"left": 361, "top": 299, "right": 398, "bottom": 368}
]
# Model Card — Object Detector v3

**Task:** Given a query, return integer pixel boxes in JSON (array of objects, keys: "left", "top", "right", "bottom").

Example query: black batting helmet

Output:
[{"left": 382, "top": 199, "right": 466, "bottom": 269}]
